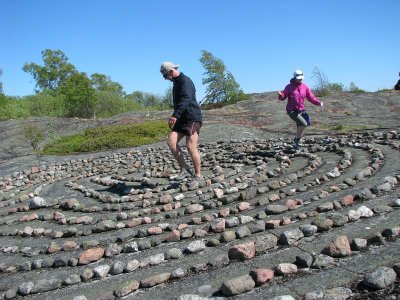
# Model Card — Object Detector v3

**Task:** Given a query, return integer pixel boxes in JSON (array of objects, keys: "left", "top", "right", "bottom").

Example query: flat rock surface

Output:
[{"left": 0, "top": 91, "right": 400, "bottom": 300}]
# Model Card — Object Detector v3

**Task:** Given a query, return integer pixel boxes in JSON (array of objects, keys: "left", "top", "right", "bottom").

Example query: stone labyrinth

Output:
[{"left": 1, "top": 131, "right": 400, "bottom": 300}]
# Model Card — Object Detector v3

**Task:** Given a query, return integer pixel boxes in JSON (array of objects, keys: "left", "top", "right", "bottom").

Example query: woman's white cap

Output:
[{"left": 294, "top": 69, "right": 304, "bottom": 80}]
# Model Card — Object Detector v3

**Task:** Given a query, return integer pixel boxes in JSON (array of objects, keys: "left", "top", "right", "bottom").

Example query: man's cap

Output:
[
  {"left": 294, "top": 69, "right": 304, "bottom": 80},
  {"left": 160, "top": 62, "right": 180, "bottom": 74}
]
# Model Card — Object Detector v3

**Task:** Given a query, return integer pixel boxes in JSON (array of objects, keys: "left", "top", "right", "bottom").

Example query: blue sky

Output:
[{"left": 1, "top": 0, "right": 399, "bottom": 101}]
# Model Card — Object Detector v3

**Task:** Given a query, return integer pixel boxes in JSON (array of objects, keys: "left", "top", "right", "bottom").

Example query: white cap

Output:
[
  {"left": 160, "top": 61, "right": 180, "bottom": 75},
  {"left": 293, "top": 69, "right": 304, "bottom": 80}
]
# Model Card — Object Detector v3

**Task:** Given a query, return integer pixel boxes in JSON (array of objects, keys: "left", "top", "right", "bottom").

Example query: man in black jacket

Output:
[
  {"left": 160, "top": 61, "right": 203, "bottom": 181},
  {"left": 395, "top": 72, "right": 400, "bottom": 91}
]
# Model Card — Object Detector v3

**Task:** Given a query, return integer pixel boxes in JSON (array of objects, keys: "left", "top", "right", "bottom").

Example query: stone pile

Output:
[{"left": 0, "top": 131, "right": 399, "bottom": 299}]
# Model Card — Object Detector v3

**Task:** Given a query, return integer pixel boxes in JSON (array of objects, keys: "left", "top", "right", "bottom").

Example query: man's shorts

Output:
[
  {"left": 173, "top": 121, "right": 202, "bottom": 136},
  {"left": 288, "top": 110, "right": 309, "bottom": 127}
]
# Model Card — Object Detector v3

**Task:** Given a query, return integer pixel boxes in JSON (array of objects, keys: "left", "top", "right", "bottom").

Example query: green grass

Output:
[
  {"left": 315, "top": 123, "right": 369, "bottom": 132},
  {"left": 42, "top": 121, "right": 170, "bottom": 155}
]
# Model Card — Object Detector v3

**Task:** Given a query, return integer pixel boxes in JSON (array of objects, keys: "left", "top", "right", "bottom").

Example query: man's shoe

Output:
[{"left": 193, "top": 175, "right": 204, "bottom": 181}]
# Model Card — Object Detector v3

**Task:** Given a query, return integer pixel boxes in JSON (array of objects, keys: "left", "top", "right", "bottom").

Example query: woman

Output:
[{"left": 278, "top": 69, "right": 324, "bottom": 148}]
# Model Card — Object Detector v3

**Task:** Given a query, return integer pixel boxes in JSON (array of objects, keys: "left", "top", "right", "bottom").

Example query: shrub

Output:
[
  {"left": 328, "top": 83, "right": 345, "bottom": 92},
  {"left": 348, "top": 82, "right": 365, "bottom": 94},
  {"left": 25, "top": 93, "right": 65, "bottom": 117},
  {"left": 0, "top": 96, "right": 30, "bottom": 120},
  {"left": 22, "top": 123, "right": 44, "bottom": 151},
  {"left": 42, "top": 121, "right": 170, "bottom": 155},
  {"left": 312, "top": 67, "right": 330, "bottom": 97}
]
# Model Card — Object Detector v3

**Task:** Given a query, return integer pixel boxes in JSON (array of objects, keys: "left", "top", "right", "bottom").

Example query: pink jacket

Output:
[{"left": 278, "top": 78, "right": 321, "bottom": 113}]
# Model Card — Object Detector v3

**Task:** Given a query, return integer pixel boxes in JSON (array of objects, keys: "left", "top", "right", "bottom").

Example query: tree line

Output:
[{"left": 0, "top": 50, "right": 246, "bottom": 120}]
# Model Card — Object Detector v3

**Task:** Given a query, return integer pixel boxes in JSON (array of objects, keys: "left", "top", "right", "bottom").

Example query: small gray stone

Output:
[
  {"left": 93, "top": 264, "right": 110, "bottom": 279},
  {"left": 296, "top": 253, "right": 313, "bottom": 268},
  {"left": 110, "top": 260, "right": 125, "bottom": 275},
  {"left": 185, "top": 240, "right": 206, "bottom": 253},
  {"left": 363, "top": 266, "right": 397, "bottom": 290},
  {"left": 31, "top": 278, "right": 62, "bottom": 293},
  {"left": 299, "top": 224, "right": 318, "bottom": 237},
  {"left": 208, "top": 254, "right": 229, "bottom": 267},
  {"left": 220, "top": 274, "right": 255, "bottom": 296},
  {"left": 279, "top": 229, "right": 304, "bottom": 245},
  {"left": 113, "top": 279, "right": 139, "bottom": 298},
  {"left": 254, "top": 234, "right": 278, "bottom": 253},
  {"left": 165, "top": 248, "right": 182, "bottom": 260},
  {"left": 18, "top": 282, "right": 34, "bottom": 296},
  {"left": 312, "top": 254, "right": 335, "bottom": 269},
  {"left": 225, "top": 217, "right": 239, "bottom": 228},
  {"left": 29, "top": 196, "right": 47, "bottom": 209},
  {"left": 265, "top": 204, "right": 288, "bottom": 215},
  {"left": 172, "top": 267, "right": 187, "bottom": 279},
  {"left": 236, "top": 226, "right": 251, "bottom": 239},
  {"left": 124, "top": 259, "right": 139, "bottom": 272},
  {"left": 64, "top": 274, "right": 81, "bottom": 286},
  {"left": 220, "top": 230, "right": 236, "bottom": 243},
  {"left": 351, "top": 238, "right": 368, "bottom": 251}
]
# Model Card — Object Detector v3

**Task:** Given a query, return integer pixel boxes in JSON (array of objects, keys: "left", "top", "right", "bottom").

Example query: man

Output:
[
  {"left": 160, "top": 61, "right": 203, "bottom": 180},
  {"left": 395, "top": 72, "right": 400, "bottom": 91}
]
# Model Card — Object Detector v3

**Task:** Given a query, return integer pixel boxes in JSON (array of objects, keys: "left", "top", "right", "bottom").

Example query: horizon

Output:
[{"left": 1, "top": 0, "right": 399, "bottom": 100}]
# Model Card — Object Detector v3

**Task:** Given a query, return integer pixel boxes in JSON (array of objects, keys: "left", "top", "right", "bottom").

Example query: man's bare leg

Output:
[
  {"left": 167, "top": 131, "right": 186, "bottom": 170},
  {"left": 186, "top": 132, "right": 201, "bottom": 176}
]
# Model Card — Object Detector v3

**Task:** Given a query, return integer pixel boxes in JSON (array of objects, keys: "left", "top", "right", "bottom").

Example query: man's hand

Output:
[
  {"left": 277, "top": 91, "right": 283, "bottom": 97},
  {"left": 320, "top": 101, "right": 324, "bottom": 109},
  {"left": 168, "top": 116, "right": 177, "bottom": 129}
]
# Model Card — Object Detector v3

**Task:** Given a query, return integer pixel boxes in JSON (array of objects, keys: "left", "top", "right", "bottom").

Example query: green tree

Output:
[
  {"left": 90, "top": 73, "right": 126, "bottom": 97},
  {"left": 328, "top": 83, "right": 344, "bottom": 92},
  {"left": 348, "top": 82, "right": 365, "bottom": 93},
  {"left": 0, "top": 68, "right": 3, "bottom": 94},
  {"left": 126, "top": 91, "right": 160, "bottom": 107},
  {"left": 59, "top": 72, "right": 98, "bottom": 118},
  {"left": 160, "top": 86, "right": 173, "bottom": 108},
  {"left": 199, "top": 50, "right": 245, "bottom": 104},
  {"left": 22, "top": 49, "right": 77, "bottom": 93}
]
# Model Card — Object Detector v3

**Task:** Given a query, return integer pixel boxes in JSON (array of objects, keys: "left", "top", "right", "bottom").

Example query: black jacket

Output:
[
  {"left": 172, "top": 73, "right": 202, "bottom": 123},
  {"left": 395, "top": 79, "right": 400, "bottom": 91}
]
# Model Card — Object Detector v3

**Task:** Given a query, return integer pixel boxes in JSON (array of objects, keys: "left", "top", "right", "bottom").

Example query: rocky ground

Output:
[{"left": 0, "top": 91, "right": 399, "bottom": 300}]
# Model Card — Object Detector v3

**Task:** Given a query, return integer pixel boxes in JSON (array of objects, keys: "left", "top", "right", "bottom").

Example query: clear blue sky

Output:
[{"left": 1, "top": 0, "right": 399, "bottom": 101}]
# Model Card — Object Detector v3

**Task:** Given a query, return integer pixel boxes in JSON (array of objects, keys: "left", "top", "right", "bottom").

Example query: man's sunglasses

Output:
[{"left": 162, "top": 70, "right": 170, "bottom": 79}]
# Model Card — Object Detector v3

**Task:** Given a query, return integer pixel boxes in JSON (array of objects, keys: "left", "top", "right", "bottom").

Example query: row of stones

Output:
[
  {"left": 213, "top": 220, "right": 400, "bottom": 298},
  {"left": 0, "top": 147, "right": 323, "bottom": 236},
  {"left": 0, "top": 158, "right": 354, "bottom": 261},
  {"left": 0, "top": 132, "right": 378, "bottom": 229},
  {"left": 0, "top": 129, "right": 352, "bottom": 202},
  {"left": 0, "top": 138, "right": 294, "bottom": 212},
  {"left": 0, "top": 133, "right": 396, "bottom": 292},
  {"left": 5, "top": 213, "right": 400, "bottom": 300},
  {"left": 0, "top": 146, "right": 394, "bottom": 273},
  {"left": 2, "top": 180, "right": 398, "bottom": 278},
  {"left": 0, "top": 145, "right": 181, "bottom": 197},
  {"left": 0, "top": 130, "right": 396, "bottom": 199},
  {"left": 0, "top": 144, "right": 390, "bottom": 263},
  {"left": 0, "top": 139, "right": 390, "bottom": 263}
]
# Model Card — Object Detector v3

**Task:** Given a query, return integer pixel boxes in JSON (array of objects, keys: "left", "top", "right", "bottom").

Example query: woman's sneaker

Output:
[{"left": 293, "top": 137, "right": 301, "bottom": 149}]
